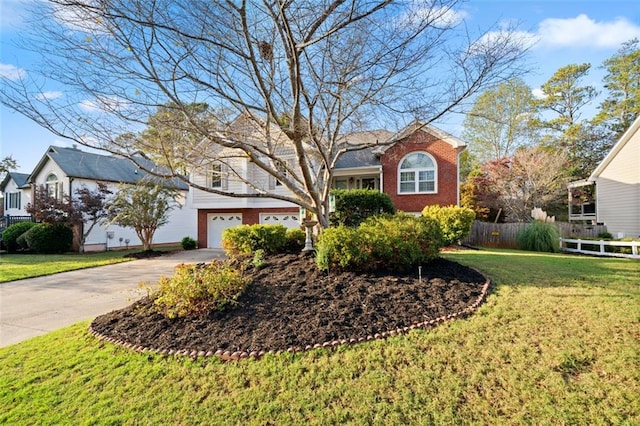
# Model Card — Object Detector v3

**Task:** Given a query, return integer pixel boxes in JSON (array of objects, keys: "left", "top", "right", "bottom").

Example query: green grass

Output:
[
  {"left": 1, "top": 249, "right": 639, "bottom": 424},
  {"left": 0, "top": 246, "right": 180, "bottom": 283}
]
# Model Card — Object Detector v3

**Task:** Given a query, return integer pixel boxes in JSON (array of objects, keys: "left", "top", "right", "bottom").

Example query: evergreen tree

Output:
[{"left": 594, "top": 39, "right": 640, "bottom": 135}]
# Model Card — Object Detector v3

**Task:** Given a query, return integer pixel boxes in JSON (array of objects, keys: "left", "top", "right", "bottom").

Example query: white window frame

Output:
[
  {"left": 208, "top": 163, "right": 228, "bottom": 190},
  {"left": 46, "top": 173, "right": 62, "bottom": 200},
  {"left": 397, "top": 152, "right": 437, "bottom": 194}
]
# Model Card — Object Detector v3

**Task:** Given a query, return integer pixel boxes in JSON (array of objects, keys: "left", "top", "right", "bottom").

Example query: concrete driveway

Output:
[{"left": 0, "top": 249, "right": 224, "bottom": 348}]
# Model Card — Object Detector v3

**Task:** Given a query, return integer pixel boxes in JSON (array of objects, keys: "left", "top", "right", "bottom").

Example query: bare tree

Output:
[
  {"left": 481, "top": 147, "right": 570, "bottom": 222},
  {"left": 1, "top": 0, "right": 529, "bottom": 226}
]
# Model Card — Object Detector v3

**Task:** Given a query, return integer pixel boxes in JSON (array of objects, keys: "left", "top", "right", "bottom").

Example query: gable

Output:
[{"left": 590, "top": 115, "right": 640, "bottom": 183}]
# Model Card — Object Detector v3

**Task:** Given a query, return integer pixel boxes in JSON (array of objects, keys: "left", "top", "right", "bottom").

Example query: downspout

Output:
[
  {"left": 456, "top": 148, "right": 465, "bottom": 206},
  {"left": 379, "top": 165, "right": 383, "bottom": 193}
]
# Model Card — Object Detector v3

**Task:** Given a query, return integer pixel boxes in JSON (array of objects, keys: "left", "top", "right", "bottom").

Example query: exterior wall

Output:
[
  {"left": 190, "top": 156, "right": 300, "bottom": 210},
  {"left": 3, "top": 179, "right": 30, "bottom": 216},
  {"left": 381, "top": 130, "right": 461, "bottom": 213},
  {"left": 596, "top": 132, "right": 640, "bottom": 238},
  {"left": 31, "top": 164, "right": 196, "bottom": 251},
  {"left": 197, "top": 206, "right": 299, "bottom": 248}
]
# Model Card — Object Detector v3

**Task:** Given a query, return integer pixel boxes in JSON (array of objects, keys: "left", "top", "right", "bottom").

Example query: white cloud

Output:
[
  {"left": 537, "top": 14, "right": 640, "bottom": 49},
  {"left": 469, "top": 29, "right": 538, "bottom": 57},
  {"left": 0, "top": 0, "right": 31, "bottom": 33},
  {"left": 398, "top": 2, "right": 468, "bottom": 30},
  {"left": 35, "top": 91, "right": 63, "bottom": 101},
  {"left": 52, "top": 0, "right": 107, "bottom": 33},
  {"left": 79, "top": 96, "right": 129, "bottom": 113},
  {"left": 0, "top": 63, "right": 26, "bottom": 80},
  {"left": 531, "top": 88, "right": 546, "bottom": 99}
]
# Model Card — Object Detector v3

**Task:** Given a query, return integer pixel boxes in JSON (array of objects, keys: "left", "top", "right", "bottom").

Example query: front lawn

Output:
[
  {"left": 0, "top": 246, "right": 180, "bottom": 283},
  {"left": 1, "top": 249, "right": 638, "bottom": 424}
]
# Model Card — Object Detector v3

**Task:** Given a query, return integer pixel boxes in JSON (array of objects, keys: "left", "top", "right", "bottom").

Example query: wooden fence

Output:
[{"left": 463, "top": 221, "right": 608, "bottom": 248}]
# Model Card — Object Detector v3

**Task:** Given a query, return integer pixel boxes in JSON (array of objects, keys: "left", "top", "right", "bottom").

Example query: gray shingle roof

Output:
[
  {"left": 34, "top": 146, "right": 188, "bottom": 190},
  {"left": 335, "top": 146, "right": 380, "bottom": 169},
  {"left": 10, "top": 172, "right": 30, "bottom": 189}
]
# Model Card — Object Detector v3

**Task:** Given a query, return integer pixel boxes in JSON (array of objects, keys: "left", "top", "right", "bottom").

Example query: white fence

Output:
[{"left": 559, "top": 238, "right": 640, "bottom": 259}]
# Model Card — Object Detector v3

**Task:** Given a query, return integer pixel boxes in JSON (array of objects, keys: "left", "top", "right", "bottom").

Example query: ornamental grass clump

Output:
[
  {"left": 516, "top": 221, "right": 560, "bottom": 253},
  {"left": 153, "top": 260, "right": 248, "bottom": 318}
]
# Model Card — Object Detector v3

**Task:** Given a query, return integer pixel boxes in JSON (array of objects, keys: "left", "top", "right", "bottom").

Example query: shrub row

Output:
[
  {"left": 222, "top": 224, "right": 305, "bottom": 256},
  {"left": 153, "top": 260, "right": 249, "bottom": 318},
  {"left": 316, "top": 214, "right": 442, "bottom": 273},
  {"left": 2, "top": 221, "right": 37, "bottom": 253},
  {"left": 2, "top": 222, "right": 73, "bottom": 253}
]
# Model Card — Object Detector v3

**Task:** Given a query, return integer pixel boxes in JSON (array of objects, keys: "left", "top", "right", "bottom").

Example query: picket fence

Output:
[{"left": 462, "top": 221, "right": 608, "bottom": 248}]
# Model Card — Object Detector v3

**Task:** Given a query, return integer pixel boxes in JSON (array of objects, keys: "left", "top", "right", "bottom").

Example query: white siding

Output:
[
  {"left": 190, "top": 156, "right": 299, "bottom": 209},
  {"left": 3, "top": 178, "right": 30, "bottom": 216},
  {"left": 596, "top": 129, "right": 640, "bottom": 238}
]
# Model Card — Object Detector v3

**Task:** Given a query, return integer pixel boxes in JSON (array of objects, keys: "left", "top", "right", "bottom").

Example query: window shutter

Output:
[{"left": 221, "top": 164, "right": 229, "bottom": 190}]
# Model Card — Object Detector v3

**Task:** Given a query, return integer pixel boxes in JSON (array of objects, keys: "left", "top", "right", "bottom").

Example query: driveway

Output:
[{"left": 0, "top": 249, "right": 224, "bottom": 348}]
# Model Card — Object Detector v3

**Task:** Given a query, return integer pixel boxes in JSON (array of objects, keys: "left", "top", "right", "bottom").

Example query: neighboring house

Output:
[
  {"left": 26, "top": 145, "right": 196, "bottom": 251},
  {"left": 586, "top": 116, "right": 640, "bottom": 238},
  {"left": 1, "top": 172, "right": 31, "bottom": 216},
  {"left": 192, "top": 120, "right": 467, "bottom": 248}
]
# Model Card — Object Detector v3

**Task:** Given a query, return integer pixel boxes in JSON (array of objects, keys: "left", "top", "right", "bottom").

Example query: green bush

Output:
[
  {"left": 153, "top": 260, "right": 248, "bottom": 318},
  {"left": 597, "top": 231, "right": 613, "bottom": 239},
  {"left": 516, "top": 221, "right": 560, "bottom": 253},
  {"left": 24, "top": 223, "right": 74, "bottom": 254},
  {"left": 16, "top": 233, "right": 30, "bottom": 250},
  {"left": 315, "top": 226, "right": 368, "bottom": 271},
  {"left": 2, "top": 221, "right": 37, "bottom": 253},
  {"left": 181, "top": 236, "right": 197, "bottom": 250},
  {"left": 329, "top": 189, "right": 395, "bottom": 227},
  {"left": 284, "top": 228, "right": 306, "bottom": 253},
  {"left": 316, "top": 214, "right": 442, "bottom": 272},
  {"left": 222, "top": 224, "right": 288, "bottom": 256},
  {"left": 422, "top": 204, "right": 475, "bottom": 246}
]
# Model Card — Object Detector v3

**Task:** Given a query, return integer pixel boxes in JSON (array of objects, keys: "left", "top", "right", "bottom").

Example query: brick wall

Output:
[
  {"left": 381, "top": 130, "right": 462, "bottom": 212},
  {"left": 196, "top": 207, "right": 298, "bottom": 248}
]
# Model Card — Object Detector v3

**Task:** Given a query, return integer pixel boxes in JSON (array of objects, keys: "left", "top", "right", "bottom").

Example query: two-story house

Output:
[{"left": 192, "top": 120, "right": 467, "bottom": 248}]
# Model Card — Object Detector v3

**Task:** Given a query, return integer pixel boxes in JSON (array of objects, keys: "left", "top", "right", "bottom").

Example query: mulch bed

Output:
[{"left": 90, "top": 253, "right": 490, "bottom": 360}]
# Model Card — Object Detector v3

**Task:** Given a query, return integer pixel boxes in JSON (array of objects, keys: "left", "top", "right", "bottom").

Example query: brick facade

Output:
[
  {"left": 197, "top": 207, "right": 298, "bottom": 248},
  {"left": 381, "top": 129, "right": 462, "bottom": 213}
]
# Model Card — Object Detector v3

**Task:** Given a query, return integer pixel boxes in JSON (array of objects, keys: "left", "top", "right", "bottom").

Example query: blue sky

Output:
[{"left": 1, "top": 0, "right": 640, "bottom": 174}]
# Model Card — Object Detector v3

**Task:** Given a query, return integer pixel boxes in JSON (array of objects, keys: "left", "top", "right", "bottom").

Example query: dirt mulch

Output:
[{"left": 90, "top": 253, "right": 489, "bottom": 359}]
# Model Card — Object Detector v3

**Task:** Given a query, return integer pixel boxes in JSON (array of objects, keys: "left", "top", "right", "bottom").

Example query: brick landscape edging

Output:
[{"left": 88, "top": 269, "right": 491, "bottom": 361}]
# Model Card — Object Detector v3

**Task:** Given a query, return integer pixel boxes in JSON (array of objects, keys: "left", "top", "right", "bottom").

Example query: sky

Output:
[{"left": 1, "top": 0, "right": 640, "bottom": 175}]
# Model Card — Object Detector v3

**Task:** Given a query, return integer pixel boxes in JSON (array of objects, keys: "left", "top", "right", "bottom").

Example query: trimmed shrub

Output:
[
  {"left": 422, "top": 204, "right": 475, "bottom": 246},
  {"left": 316, "top": 226, "right": 369, "bottom": 271},
  {"left": 516, "top": 221, "right": 560, "bottom": 253},
  {"left": 16, "top": 233, "right": 30, "bottom": 251},
  {"left": 181, "top": 236, "right": 197, "bottom": 250},
  {"left": 316, "top": 214, "right": 442, "bottom": 272},
  {"left": 222, "top": 224, "right": 287, "bottom": 256},
  {"left": 153, "top": 260, "right": 248, "bottom": 318},
  {"left": 2, "top": 221, "right": 37, "bottom": 253},
  {"left": 284, "top": 228, "right": 306, "bottom": 253},
  {"left": 330, "top": 189, "right": 395, "bottom": 227},
  {"left": 24, "top": 223, "right": 74, "bottom": 254}
]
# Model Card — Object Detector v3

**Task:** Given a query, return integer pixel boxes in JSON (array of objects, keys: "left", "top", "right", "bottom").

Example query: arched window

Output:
[
  {"left": 398, "top": 152, "right": 437, "bottom": 194},
  {"left": 46, "top": 173, "right": 62, "bottom": 200}
]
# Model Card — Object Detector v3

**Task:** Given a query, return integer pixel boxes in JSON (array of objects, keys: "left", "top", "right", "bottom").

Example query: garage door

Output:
[
  {"left": 260, "top": 213, "right": 300, "bottom": 229},
  {"left": 207, "top": 213, "right": 243, "bottom": 248}
]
